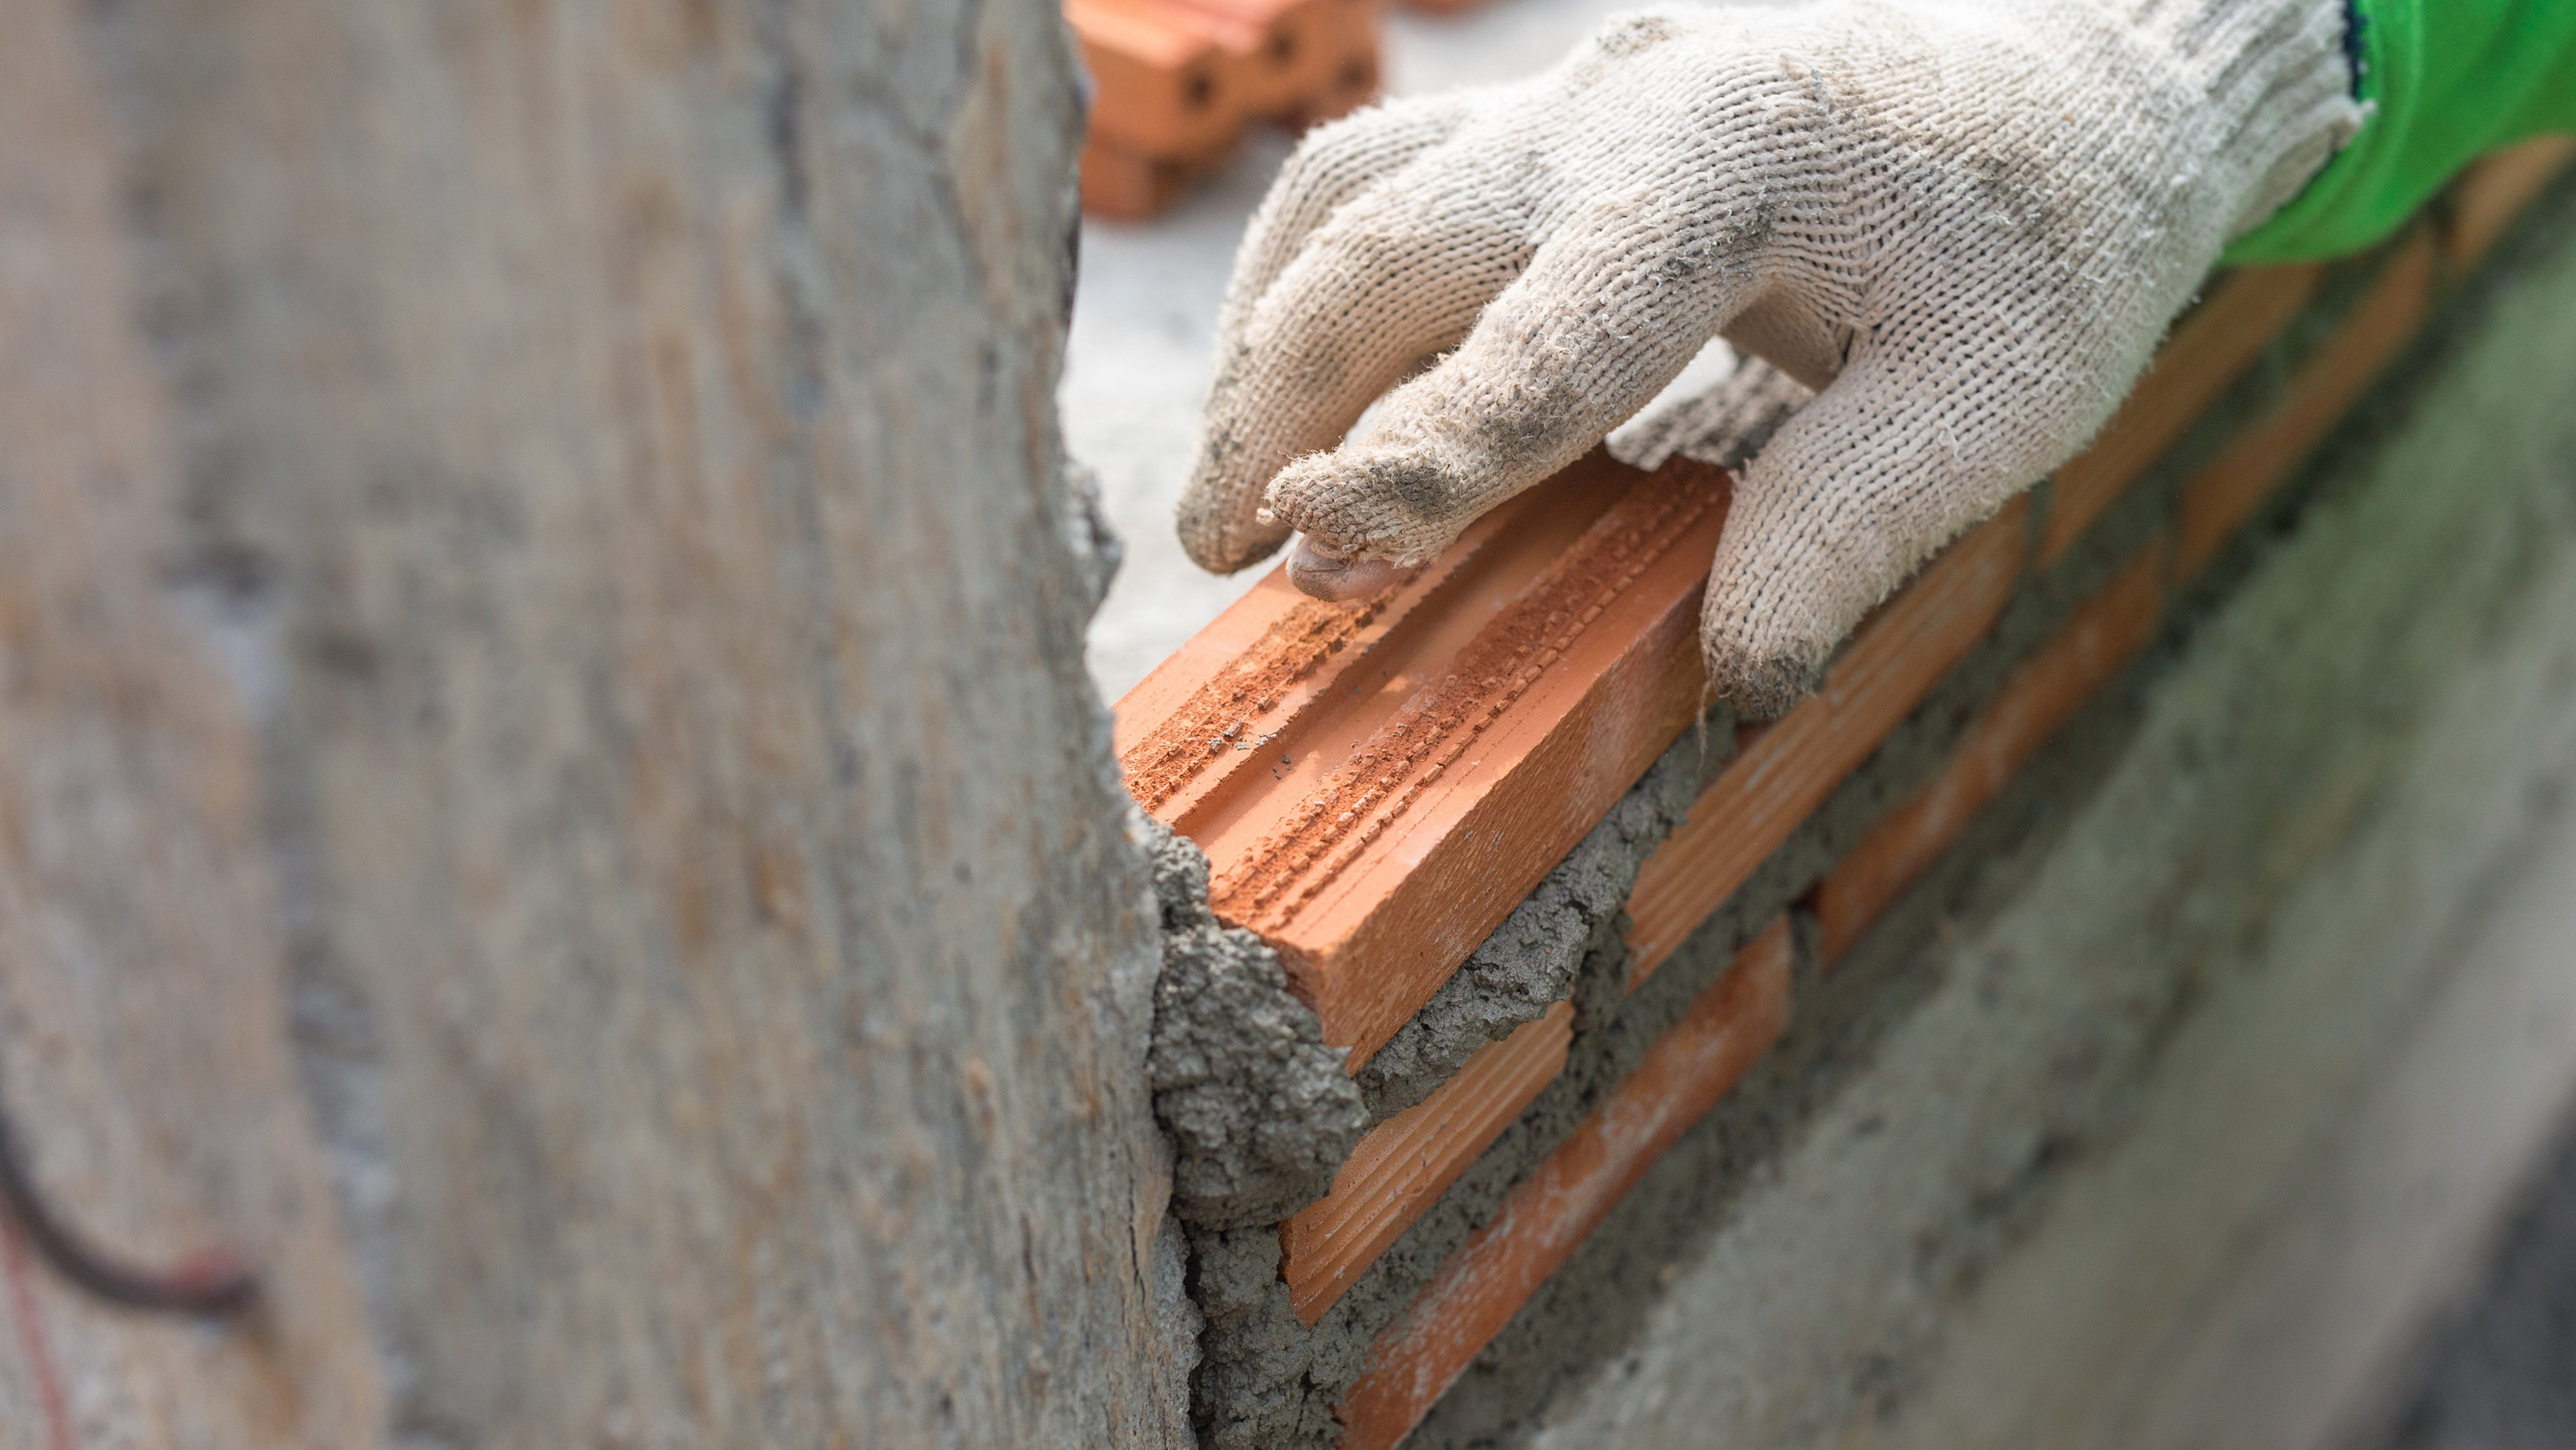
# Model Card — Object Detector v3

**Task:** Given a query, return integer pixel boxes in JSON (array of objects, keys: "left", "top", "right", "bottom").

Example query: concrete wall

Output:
[{"left": 0, "top": 0, "right": 1191, "bottom": 1445}]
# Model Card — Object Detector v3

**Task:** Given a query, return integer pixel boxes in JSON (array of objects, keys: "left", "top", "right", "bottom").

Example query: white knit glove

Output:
[{"left": 1177, "top": 0, "right": 2360, "bottom": 716}]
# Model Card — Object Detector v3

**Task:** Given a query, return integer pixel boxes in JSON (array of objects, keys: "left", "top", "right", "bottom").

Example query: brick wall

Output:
[{"left": 1120, "top": 138, "right": 2576, "bottom": 1449}]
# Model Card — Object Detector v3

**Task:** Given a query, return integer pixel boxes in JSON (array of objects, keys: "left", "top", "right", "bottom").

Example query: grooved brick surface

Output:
[
  {"left": 1624, "top": 500, "right": 2028, "bottom": 985},
  {"left": 1282, "top": 1001, "right": 1575, "bottom": 1325},
  {"left": 1335, "top": 919, "right": 1792, "bottom": 1450},
  {"left": 1117, "top": 453, "right": 1733, "bottom": 1068}
]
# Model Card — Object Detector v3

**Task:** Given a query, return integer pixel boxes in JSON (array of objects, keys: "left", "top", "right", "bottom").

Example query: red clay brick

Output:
[
  {"left": 1335, "top": 919, "right": 1792, "bottom": 1450},
  {"left": 1115, "top": 470, "right": 1596, "bottom": 818},
  {"left": 2446, "top": 136, "right": 2576, "bottom": 276},
  {"left": 1282, "top": 1001, "right": 1574, "bottom": 1325},
  {"left": 1117, "top": 454, "right": 1735, "bottom": 1069},
  {"left": 1622, "top": 501, "right": 2028, "bottom": 986},
  {"left": 2177, "top": 232, "right": 2437, "bottom": 578},
  {"left": 1814, "top": 534, "right": 2169, "bottom": 965},
  {"left": 1066, "top": 0, "right": 1242, "bottom": 158},
  {"left": 1079, "top": 129, "right": 1238, "bottom": 220},
  {"left": 2040, "top": 266, "right": 2322, "bottom": 563}
]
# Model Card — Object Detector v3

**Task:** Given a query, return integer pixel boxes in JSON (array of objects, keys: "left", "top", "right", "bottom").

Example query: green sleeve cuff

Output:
[{"left": 2224, "top": 0, "right": 2576, "bottom": 265}]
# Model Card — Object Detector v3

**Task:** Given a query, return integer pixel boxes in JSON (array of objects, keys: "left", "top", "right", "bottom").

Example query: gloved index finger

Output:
[{"left": 1179, "top": 147, "right": 1532, "bottom": 574}]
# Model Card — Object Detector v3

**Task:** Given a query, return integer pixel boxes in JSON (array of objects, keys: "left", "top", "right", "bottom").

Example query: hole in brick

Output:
[{"left": 1184, "top": 71, "right": 1215, "bottom": 110}]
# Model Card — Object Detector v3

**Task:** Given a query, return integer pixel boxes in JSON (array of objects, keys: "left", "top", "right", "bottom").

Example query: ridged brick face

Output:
[
  {"left": 1336, "top": 921, "right": 1793, "bottom": 1450},
  {"left": 1282, "top": 1003, "right": 1575, "bottom": 1324},
  {"left": 1117, "top": 454, "right": 1734, "bottom": 1068}
]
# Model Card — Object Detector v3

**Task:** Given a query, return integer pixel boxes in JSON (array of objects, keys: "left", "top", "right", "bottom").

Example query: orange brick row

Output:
[
  {"left": 1336, "top": 921, "right": 1794, "bottom": 1449},
  {"left": 1070, "top": 0, "right": 1381, "bottom": 218},
  {"left": 1624, "top": 496, "right": 2029, "bottom": 986}
]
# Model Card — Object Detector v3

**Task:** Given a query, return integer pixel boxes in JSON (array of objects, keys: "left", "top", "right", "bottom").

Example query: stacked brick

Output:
[
  {"left": 1115, "top": 136, "right": 2576, "bottom": 1447},
  {"left": 1070, "top": 0, "right": 1381, "bottom": 219}
]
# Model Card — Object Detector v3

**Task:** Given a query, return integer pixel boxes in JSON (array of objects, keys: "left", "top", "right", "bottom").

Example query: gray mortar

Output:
[
  {"left": 1175, "top": 186, "right": 2576, "bottom": 1446},
  {"left": 1179, "top": 737, "right": 1723, "bottom": 1449},
  {"left": 1146, "top": 816, "right": 1369, "bottom": 1231}
]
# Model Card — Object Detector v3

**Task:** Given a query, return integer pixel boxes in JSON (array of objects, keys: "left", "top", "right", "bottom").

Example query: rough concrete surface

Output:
[
  {"left": 1445, "top": 180, "right": 2576, "bottom": 1450},
  {"left": 32, "top": 0, "right": 1200, "bottom": 1444},
  {"left": 1146, "top": 818, "right": 1368, "bottom": 1230}
]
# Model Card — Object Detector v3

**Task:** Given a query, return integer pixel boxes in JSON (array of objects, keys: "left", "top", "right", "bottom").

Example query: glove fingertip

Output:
[{"left": 1698, "top": 602, "right": 1828, "bottom": 722}]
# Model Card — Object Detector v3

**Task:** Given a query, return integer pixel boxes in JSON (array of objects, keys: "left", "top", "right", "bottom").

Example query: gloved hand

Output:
[{"left": 1176, "top": 0, "right": 2360, "bottom": 717}]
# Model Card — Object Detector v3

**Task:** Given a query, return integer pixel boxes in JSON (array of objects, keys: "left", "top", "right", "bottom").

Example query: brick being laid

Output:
[{"left": 1116, "top": 452, "right": 1733, "bottom": 1069}]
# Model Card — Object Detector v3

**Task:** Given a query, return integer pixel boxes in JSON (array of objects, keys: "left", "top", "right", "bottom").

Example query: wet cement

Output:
[{"left": 1146, "top": 817, "right": 1368, "bottom": 1232}]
